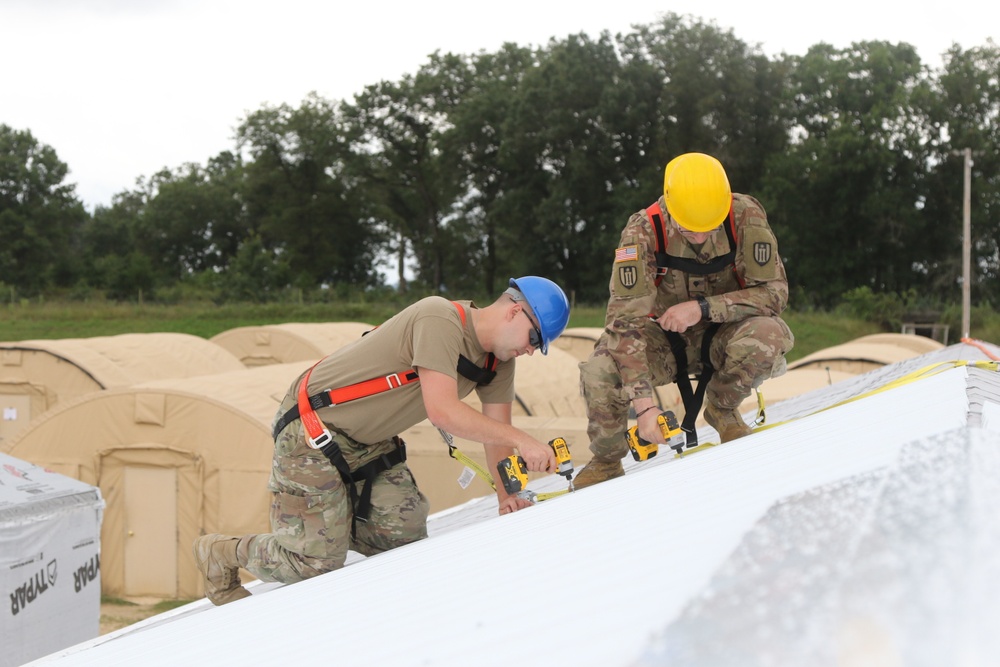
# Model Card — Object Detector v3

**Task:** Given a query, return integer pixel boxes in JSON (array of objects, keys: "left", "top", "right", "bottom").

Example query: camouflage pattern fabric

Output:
[
  {"left": 242, "top": 395, "right": 429, "bottom": 584},
  {"left": 581, "top": 193, "right": 794, "bottom": 463}
]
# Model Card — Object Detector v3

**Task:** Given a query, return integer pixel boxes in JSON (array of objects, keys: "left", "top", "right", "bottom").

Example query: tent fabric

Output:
[
  {"left": 439, "top": 346, "right": 587, "bottom": 418},
  {"left": 0, "top": 333, "right": 245, "bottom": 388},
  {"left": 550, "top": 326, "right": 604, "bottom": 361},
  {"left": 209, "top": 322, "right": 373, "bottom": 366},
  {"left": 850, "top": 332, "right": 946, "bottom": 354},
  {"left": 2, "top": 361, "right": 313, "bottom": 599},
  {"left": 788, "top": 334, "right": 944, "bottom": 374},
  {"left": 0, "top": 333, "right": 245, "bottom": 445}
]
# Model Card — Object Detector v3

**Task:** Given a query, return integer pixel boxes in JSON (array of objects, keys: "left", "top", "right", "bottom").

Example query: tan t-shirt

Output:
[{"left": 291, "top": 296, "right": 515, "bottom": 444}]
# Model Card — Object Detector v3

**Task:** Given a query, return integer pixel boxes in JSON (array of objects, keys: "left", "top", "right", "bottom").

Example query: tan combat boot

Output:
[
  {"left": 704, "top": 404, "right": 752, "bottom": 443},
  {"left": 193, "top": 534, "right": 251, "bottom": 606},
  {"left": 572, "top": 459, "right": 624, "bottom": 490}
]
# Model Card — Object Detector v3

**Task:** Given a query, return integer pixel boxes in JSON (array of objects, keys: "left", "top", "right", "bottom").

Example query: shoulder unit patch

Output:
[{"left": 742, "top": 226, "right": 779, "bottom": 281}]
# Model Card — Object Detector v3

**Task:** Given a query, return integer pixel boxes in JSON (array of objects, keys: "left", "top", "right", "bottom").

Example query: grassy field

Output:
[{"left": 0, "top": 299, "right": 906, "bottom": 362}]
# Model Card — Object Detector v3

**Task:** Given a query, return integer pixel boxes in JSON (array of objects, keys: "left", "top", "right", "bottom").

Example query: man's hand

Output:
[
  {"left": 498, "top": 494, "right": 533, "bottom": 515},
  {"left": 656, "top": 300, "right": 702, "bottom": 333},
  {"left": 517, "top": 437, "right": 556, "bottom": 472},
  {"left": 637, "top": 408, "right": 667, "bottom": 444}
]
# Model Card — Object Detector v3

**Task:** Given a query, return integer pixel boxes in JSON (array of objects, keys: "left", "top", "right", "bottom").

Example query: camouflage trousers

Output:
[
  {"left": 580, "top": 316, "right": 793, "bottom": 462},
  {"left": 242, "top": 406, "right": 430, "bottom": 585}
]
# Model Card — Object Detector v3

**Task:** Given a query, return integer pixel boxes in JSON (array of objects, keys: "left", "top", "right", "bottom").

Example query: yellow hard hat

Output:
[{"left": 662, "top": 153, "right": 732, "bottom": 232}]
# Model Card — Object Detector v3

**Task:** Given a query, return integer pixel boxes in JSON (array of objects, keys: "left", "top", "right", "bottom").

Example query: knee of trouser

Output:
[
  {"left": 751, "top": 317, "right": 794, "bottom": 355},
  {"left": 269, "top": 489, "right": 351, "bottom": 559},
  {"left": 352, "top": 465, "right": 429, "bottom": 556},
  {"left": 765, "top": 354, "right": 788, "bottom": 381}
]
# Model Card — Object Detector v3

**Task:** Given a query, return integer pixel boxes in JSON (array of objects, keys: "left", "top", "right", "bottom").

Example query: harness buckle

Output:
[
  {"left": 306, "top": 427, "right": 334, "bottom": 450},
  {"left": 385, "top": 373, "right": 403, "bottom": 389}
]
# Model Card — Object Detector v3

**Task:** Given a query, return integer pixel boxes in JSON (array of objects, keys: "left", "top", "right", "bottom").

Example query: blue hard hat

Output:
[{"left": 508, "top": 276, "right": 570, "bottom": 355}]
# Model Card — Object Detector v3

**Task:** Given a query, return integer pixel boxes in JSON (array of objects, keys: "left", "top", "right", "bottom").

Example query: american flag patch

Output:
[{"left": 615, "top": 245, "right": 638, "bottom": 262}]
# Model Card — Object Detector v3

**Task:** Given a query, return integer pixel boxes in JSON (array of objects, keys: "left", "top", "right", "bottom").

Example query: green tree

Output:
[
  {"left": 215, "top": 232, "right": 291, "bottom": 302},
  {"left": 81, "top": 154, "right": 246, "bottom": 298},
  {"left": 761, "top": 41, "right": 935, "bottom": 306},
  {"left": 84, "top": 190, "right": 158, "bottom": 299},
  {"left": 493, "top": 32, "right": 640, "bottom": 299},
  {"left": 624, "top": 14, "right": 791, "bottom": 192},
  {"left": 136, "top": 155, "right": 246, "bottom": 281},
  {"left": 924, "top": 41, "right": 1000, "bottom": 304},
  {"left": 343, "top": 72, "right": 464, "bottom": 291},
  {"left": 237, "top": 93, "right": 383, "bottom": 290},
  {"left": 436, "top": 45, "right": 538, "bottom": 294},
  {"left": 0, "top": 125, "right": 87, "bottom": 292}
]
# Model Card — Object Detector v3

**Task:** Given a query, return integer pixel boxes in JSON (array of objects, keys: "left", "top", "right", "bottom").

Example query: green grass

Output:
[
  {"left": 561, "top": 305, "right": 883, "bottom": 362},
  {"left": 100, "top": 595, "right": 137, "bottom": 607},
  {"left": 152, "top": 599, "right": 196, "bottom": 613},
  {"left": 0, "top": 300, "right": 399, "bottom": 341},
  {"left": 4, "top": 299, "right": 994, "bottom": 363}
]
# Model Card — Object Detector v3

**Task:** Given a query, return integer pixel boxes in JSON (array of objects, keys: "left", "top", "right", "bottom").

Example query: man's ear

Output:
[{"left": 506, "top": 301, "right": 521, "bottom": 322}]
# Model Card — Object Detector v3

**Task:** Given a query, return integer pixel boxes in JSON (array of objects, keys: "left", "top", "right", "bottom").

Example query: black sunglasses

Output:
[{"left": 521, "top": 309, "right": 542, "bottom": 350}]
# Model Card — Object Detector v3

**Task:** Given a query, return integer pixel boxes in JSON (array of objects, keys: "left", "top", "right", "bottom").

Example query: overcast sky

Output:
[{"left": 2, "top": 0, "right": 996, "bottom": 212}]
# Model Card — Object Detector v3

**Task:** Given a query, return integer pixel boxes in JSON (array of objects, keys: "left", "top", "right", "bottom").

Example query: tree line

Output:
[{"left": 2, "top": 14, "right": 998, "bottom": 309}]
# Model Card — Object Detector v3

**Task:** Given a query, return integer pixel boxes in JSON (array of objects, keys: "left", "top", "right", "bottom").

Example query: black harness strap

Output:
[
  {"left": 349, "top": 437, "right": 407, "bottom": 531},
  {"left": 312, "top": 436, "right": 407, "bottom": 538},
  {"left": 661, "top": 224, "right": 737, "bottom": 275},
  {"left": 647, "top": 201, "right": 741, "bottom": 282},
  {"left": 458, "top": 353, "right": 498, "bottom": 385},
  {"left": 664, "top": 323, "right": 721, "bottom": 449}
]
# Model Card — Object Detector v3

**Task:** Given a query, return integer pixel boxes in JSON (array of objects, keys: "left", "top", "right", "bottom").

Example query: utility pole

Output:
[{"left": 961, "top": 147, "right": 972, "bottom": 339}]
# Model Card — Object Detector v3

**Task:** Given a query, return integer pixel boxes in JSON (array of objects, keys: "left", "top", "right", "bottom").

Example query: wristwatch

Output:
[{"left": 696, "top": 296, "right": 711, "bottom": 321}]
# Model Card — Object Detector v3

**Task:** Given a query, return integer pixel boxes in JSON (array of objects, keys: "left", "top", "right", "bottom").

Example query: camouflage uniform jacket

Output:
[{"left": 605, "top": 192, "right": 788, "bottom": 401}]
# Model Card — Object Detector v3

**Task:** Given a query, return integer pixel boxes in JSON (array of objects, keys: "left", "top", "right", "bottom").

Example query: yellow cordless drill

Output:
[
  {"left": 497, "top": 437, "right": 574, "bottom": 495},
  {"left": 625, "top": 410, "right": 684, "bottom": 460}
]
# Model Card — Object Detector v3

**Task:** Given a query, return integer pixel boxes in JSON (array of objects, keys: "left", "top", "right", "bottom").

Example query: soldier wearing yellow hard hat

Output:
[{"left": 575, "top": 152, "right": 794, "bottom": 488}]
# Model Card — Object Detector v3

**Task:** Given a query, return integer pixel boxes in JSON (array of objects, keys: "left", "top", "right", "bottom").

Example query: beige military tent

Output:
[
  {"left": 453, "top": 346, "right": 586, "bottom": 418},
  {"left": 2, "top": 361, "right": 312, "bottom": 599},
  {"left": 788, "top": 333, "right": 944, "bottom": 374},
  {"left": 0, "top": 333, "right": 245, "bottom": 445},
  {"left": 209, "top": 322, "right": 373, "bottom": 366},
  {"left": 551, "top": 326, "right": 603, "bottom": 361},
  {"left": 729, "top": 333, "right": 945, "bottom": 422}
]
